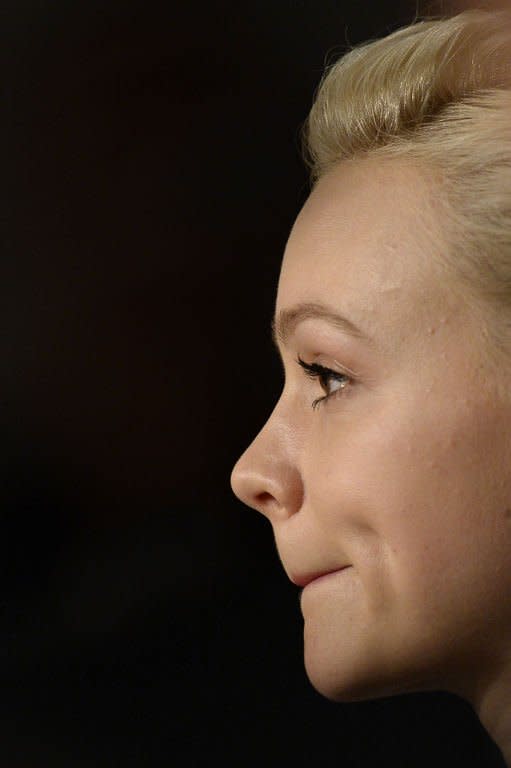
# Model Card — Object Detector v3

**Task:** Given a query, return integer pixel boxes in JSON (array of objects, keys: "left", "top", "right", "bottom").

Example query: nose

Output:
[{"left": 230, "top": 403, "right": 303, "bottom": 523}]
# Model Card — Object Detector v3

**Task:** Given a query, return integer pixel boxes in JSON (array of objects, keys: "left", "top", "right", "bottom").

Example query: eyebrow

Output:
[{"left": 271, "top": 301, "right": 371, "bottom": 349}]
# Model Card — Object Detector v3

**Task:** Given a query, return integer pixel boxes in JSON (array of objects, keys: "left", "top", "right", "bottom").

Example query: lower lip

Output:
[{"left": 303, "top": 566, "right": 352, "bottom": 590}]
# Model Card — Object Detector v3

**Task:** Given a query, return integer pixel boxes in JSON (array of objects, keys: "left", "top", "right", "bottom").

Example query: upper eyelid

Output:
[
  {"left": 296, "top": 356, "right": 359, "bottom": 380},
  {"left": 298, "top": 359, "right": 334, "bottom": 376},
  {"left": 272, "top": 342, "right": 362, "bottom": 385}
]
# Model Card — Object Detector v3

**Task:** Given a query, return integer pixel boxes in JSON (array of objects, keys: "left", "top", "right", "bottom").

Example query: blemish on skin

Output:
[{"left": 504, "top": 508, "right": 511, "bottom": 520}]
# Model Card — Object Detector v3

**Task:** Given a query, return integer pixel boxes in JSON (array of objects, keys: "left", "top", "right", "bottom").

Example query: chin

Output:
[
  {"left": 305, "top": 661, "right": 391, "bottom": 703},
  {"left": 303, "top": 641, "right": 440, "bottom": 704},
  {"left": 304, "top": 662, "right": 429, "bottom": 704}
]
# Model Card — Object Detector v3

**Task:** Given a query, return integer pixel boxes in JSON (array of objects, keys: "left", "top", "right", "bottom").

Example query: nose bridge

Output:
[{"left": 230, "top": 396, "right": 304, "bottom": 521}]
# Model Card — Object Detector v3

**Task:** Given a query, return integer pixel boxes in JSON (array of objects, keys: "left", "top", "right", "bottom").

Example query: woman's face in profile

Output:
[{"left": 230, "top": 157, "right": 511, "bottom": 704}]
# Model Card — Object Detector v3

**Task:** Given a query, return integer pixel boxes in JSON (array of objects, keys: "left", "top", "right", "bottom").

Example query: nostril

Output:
[
  {"left": 256, "top": 491, "right": 274, "bottom": 504},
  {"left": 254, "top": 491, "right": 278, "bottom": 517}
]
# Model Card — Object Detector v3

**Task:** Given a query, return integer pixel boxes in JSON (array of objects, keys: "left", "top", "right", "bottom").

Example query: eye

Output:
[{"left": 296, "top": 355, "right": 354, "bottom": 411}]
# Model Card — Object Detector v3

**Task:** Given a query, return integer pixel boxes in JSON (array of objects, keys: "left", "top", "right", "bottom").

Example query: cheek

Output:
[
  {"left": 309, "top": 403, "right": 441, "bottom": 537},
  {"left": 308, "top": 395, "right": 511, "bottom": 597}
]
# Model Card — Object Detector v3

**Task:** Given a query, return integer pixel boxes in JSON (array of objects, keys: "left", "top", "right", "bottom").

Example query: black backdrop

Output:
[{"left": 2, "top": 1, "right": 506, "bottom": 766}]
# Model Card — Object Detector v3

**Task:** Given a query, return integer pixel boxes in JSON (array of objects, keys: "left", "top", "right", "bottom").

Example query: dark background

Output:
[{"left": 1, "top": 1, "right": 506, "bottom": 765}]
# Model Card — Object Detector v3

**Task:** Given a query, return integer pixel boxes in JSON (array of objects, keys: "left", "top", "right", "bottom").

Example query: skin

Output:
[{"left": 230, "top": 157, "right": 511, "bottom": 761}]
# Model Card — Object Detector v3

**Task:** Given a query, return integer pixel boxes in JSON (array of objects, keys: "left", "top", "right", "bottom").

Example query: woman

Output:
[{"left": 230, "top": 7, "right": 511, "bottom": 766}]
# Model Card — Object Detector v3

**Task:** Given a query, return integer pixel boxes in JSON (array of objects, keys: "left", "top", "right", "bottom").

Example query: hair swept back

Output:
[{"left": 303, "top": 9, "right": 511, "bottom": 180}]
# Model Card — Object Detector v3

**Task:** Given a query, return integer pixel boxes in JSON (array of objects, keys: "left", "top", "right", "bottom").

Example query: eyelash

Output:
[{"left": 296, "top": 355, "right": 353, "bottom": 411}]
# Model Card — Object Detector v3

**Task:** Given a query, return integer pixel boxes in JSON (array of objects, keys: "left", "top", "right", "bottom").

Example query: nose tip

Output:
[
  {"left": 229, "top": 459, "right": 243, "bottom": 503},
  {"left": 230, "top": 452, "right": 269, "bottom": 517},
  {"left": 230, "top": 444, "right": 303, "bottom": 522}
]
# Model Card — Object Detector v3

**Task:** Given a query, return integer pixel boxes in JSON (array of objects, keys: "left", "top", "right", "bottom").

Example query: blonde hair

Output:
[{"left": 303, "top": 9, "right": 511, "bottom": 373}]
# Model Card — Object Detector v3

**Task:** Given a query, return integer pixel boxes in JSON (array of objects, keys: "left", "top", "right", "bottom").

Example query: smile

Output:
[{"left": 291, "top": 566, "right": 352, "bottom": 589}]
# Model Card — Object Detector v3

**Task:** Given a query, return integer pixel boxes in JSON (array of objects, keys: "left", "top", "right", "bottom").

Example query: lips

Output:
[{"left": 290, "top": 566, "right": 350, "bottom": 588}]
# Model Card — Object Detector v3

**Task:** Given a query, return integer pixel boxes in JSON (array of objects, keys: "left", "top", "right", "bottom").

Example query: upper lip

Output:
[{"left": 289, "top": 566, "right": 350, "bottom": 588}]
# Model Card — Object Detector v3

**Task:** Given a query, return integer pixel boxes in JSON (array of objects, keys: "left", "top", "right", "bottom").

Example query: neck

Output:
[{"left": 465, "top": 666, "right": 511, "bottom": 766}]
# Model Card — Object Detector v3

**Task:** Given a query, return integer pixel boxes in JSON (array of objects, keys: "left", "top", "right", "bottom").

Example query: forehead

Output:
[{"left": 277, "top": 158, "right": 456, "bottom": 356}]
